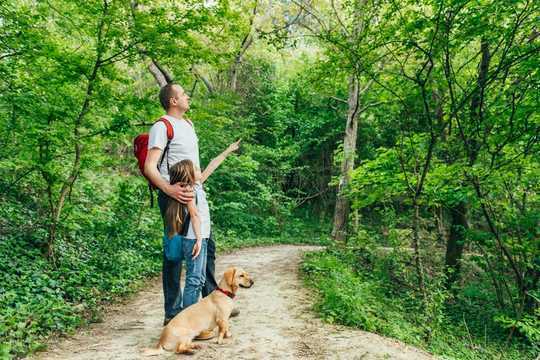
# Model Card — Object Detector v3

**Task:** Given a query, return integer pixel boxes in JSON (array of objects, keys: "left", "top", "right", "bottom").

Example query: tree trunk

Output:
[
  {"left": 229, "top": 1, "right": 258, "bottom": 91},
  {"left": 130, "top": 1, "right": 173, "bottom": 88},
  {"left": 331, "top": 74, "right": 359, "bottom": 242},
  {"left": 148, "top": 59, "right": 172, "bottom": 87},
  {"left": 192, "top": 66, "right": 214, "bottom": 94},
  {"left": 444, "top": 201, "right": 468, "bottom": 288},
  {"left": 45, "top": 2, "right": 107, "bottom": 260},
  {"left": 229, "top": 33, "right": 254, "bottom": 91},
  {"left": 412, "top": 201, "right": 426, "bottom": 295}
]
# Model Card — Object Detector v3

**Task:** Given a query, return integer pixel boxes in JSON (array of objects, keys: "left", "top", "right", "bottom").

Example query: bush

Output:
[
  {"left": 0, "top": 178, "right": 163, "bottom": 359},
  {"left": 301, "top": 247, "right": 537, "bottom": 360}
]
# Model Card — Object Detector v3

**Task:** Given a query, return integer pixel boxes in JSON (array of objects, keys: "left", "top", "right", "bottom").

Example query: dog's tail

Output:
[{"left": 141, "top": 342, "right": 165, "bottom": 356}]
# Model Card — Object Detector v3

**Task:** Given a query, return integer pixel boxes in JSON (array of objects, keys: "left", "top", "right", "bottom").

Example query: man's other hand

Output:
[{"left": 167, "top": 183, "right": 194, "bottom": 204}]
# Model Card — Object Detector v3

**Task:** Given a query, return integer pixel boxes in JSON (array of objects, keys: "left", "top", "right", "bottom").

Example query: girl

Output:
[
  {"left": 165, "top": 140, "right": 240, "bottom": 317},
  {"left": 165, "top": 159, "right": 206, "bottom": 314}
]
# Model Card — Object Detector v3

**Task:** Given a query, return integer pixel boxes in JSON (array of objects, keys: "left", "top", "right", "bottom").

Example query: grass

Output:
[{"left": 300, "top": 247, "right": 538, "bottom": 360}]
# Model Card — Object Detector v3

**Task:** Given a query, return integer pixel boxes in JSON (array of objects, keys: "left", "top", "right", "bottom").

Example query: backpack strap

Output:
[
  {"left": 157, "top": 117, "right": 174, "bottom": 172},
  {"left": 160, "top": 117, "right": 174, "bottom": 139}
]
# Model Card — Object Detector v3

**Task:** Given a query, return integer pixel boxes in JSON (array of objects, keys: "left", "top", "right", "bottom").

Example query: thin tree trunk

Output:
[
  {"left": 435, "top": 205, "right": 447, "bottom": 243},
  {"left": 46, "top": 1, "right": 107, "bottom": 259},
  {"left": 148, "top": 59, "right": 171, "bottom": 87},
  {"left": 476, "top": 243, "right": 506, "bottom": 309},
  {"left": 192, "top": 66, "right": 214, "bottom": 94},
  {"left": 444, "top": 201, "right": 468, "bottom": 288},
  {"left": 229, "top": 0, "right": 259, "bottom": 91},
  {"left": 472, "top": 177, "right": 524, "bottom": 309},
  {"left": 412, "top": 201, "right": 426, "bottom": 295},
  {"left": 331, "top": 74, "right": 359, "bottom": 242},
  {"left": 130, "top": 1, "right": 173, "bottom": 88},
  {"left": 463, "top": 39, "right": 525, "bottom": 307},
  {"left": 229, "top": 33, "right": 254, "bottom": 91}
]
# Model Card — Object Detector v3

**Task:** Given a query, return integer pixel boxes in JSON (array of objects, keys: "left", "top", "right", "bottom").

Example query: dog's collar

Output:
[{"left": 217, "top": 287, "right": 235, "bottom": 299}]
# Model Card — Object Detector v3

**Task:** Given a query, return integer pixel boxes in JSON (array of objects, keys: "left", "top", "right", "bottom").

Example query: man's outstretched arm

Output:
[
  {"left": 201, "top": 140, "right": 241, "bottom": 183},
  {"left": 145, "top": 147, "right": 193, "bottom": 203}
]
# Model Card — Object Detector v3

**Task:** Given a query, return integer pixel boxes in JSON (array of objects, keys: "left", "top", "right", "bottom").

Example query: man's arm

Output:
[
  {"left": 200, "top": 139, "right": 241, "bottom": 183},
  {"left": 145, "top": 147, "right": 193, "bottom": 203}
]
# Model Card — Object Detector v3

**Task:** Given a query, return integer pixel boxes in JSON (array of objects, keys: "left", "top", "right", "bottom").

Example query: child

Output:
[
  {"left": 164, "top": 159, "right": 206, "bottom": 316},
  {"left": 164, "top": 140, "right": 241, "bottom": 317}
]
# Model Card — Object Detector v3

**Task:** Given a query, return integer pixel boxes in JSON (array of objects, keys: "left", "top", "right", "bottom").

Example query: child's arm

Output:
[
  {"left": 187, "top": 199, "right": 203, "bottom": 259},
  {"left": 200, "top": 139, "right": 241, "bottom": 183}
]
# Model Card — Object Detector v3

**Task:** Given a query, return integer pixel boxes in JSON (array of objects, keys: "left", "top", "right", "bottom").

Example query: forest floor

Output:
[{"left": 28, "top": 245, "right": 433, "bottom": 360}]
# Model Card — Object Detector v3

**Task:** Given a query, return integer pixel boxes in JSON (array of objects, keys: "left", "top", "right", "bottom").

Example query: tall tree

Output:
[{"left": 293, "top": 0, "right": 382, "bottom": 242}]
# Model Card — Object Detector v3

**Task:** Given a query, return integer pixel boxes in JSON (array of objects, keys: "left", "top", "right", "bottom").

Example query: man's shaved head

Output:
[{"left": 159, "top": 83, "right": 178, "bottom": 110}]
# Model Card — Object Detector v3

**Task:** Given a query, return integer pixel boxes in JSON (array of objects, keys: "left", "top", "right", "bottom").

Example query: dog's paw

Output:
[
  {"left": 225, "top": 331, "right": 232, "bottom": 338},
  {"left": 216, "top": 336, "right": 234, "bottom": 345}
]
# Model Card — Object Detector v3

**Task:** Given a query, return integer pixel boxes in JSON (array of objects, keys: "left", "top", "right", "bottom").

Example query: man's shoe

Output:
[
  {"left": 163, "top": 317, "right": 173, "bottom": 326},
  {"left": 195, "top": 329, "right": 215, "bottom": 340},
  {"left": 230, "top": 308, "right": 240, "bottom": 318}
]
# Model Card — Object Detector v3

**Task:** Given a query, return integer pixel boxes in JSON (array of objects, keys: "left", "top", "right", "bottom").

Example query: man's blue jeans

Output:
[{"left": 202, "top": 235, "right": 218, "bottom": 297}]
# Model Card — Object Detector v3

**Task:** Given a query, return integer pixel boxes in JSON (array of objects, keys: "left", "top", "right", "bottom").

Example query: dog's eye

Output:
[{"left": 239, "top": 274, "right": 244, "bottom": 277}]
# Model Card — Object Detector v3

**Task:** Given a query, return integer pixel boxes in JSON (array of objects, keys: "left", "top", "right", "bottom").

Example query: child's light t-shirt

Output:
[{"left": 185, "top": 182, "right": 211, "bottom": 239}]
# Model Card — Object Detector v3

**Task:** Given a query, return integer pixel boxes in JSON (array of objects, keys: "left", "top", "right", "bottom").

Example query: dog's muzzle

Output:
[{"left": 240, "top": 279, "right": 254, "bottom": 288}]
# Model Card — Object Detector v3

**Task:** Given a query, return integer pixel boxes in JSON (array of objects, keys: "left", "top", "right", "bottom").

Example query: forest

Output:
[{"left": 0, "top": 0, "right": 538, "bottom": 359}]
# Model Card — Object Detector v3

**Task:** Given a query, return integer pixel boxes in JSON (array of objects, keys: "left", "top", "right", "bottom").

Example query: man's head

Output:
[{"left": 159, "top": 83, "right": 190, "bottom": 112}]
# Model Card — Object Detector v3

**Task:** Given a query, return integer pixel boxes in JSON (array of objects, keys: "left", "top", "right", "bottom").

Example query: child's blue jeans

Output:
[
  {"left": 181, "top": 237, "right": 207, "bottom": 309},
  {"left": 158, "top": 190, "right": 208, "bottom": 319},
  {"left": 162, "top": 235, "right": 207, "bottom": 318}
]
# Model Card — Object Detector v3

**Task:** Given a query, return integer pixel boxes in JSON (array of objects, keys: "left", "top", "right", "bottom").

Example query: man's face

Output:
[{"left": 170, "top": 85, "right": 190, "bottom": 111}]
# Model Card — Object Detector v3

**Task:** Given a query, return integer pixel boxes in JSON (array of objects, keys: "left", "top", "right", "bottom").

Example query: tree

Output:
[{"left": 292, "top": 0, "right": 384, "bottom": 242}]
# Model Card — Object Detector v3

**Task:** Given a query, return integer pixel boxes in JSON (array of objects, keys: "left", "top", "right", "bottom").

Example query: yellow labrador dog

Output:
[{"left": 143, "top": 266, "right": 254, "bottom": 355}]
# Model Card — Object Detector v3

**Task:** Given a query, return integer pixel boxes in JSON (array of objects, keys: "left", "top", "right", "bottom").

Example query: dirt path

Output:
[{"left": 30, "top": 245, "right": 433, "bottom": 360}]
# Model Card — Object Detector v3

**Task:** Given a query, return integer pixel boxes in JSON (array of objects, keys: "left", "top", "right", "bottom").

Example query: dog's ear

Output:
[
  {"left": 230, "top": 268, "right": 238, "bottom": 293},
  {"left": 224, "top": 267, "right": 238, "bottom": 293},
  {"left": 223, "top": 267, "right": 236, "bottom": 287}
]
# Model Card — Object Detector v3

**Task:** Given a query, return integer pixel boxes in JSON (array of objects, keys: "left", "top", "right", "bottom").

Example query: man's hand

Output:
[
  {"left": 192, "top": 239, "right": 202, "bottom": 259},
  {"left": 166, "top": 183, "right": 194, "bottom": 204},
  {"left": 145, "top": 147, "right": 194, "bottom": 202},
  {"left": 226, "top": 139, "right": 241, "bottom": 154}
]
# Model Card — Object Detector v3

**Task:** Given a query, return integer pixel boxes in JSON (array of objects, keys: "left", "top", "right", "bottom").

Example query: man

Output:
[{"left": 144, "top": 83, "right": 222, "bottom": 328}]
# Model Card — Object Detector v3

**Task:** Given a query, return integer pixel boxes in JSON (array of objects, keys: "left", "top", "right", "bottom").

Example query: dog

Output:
[{"left": 143, "top": 266, "right": 254, "bottom": 355}]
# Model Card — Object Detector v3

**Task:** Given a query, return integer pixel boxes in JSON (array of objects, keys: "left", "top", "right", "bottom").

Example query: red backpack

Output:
[{"left": 134, "top": 117, "right": 174, "bottom": 204}]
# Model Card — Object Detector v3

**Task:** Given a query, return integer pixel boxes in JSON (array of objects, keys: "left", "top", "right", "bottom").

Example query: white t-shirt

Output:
[
  {"left": 147, "top": 115, "right": 200, "bottom": 182},
  {"left": 185, "top": 183, "right": 211, "bottom": 239}
]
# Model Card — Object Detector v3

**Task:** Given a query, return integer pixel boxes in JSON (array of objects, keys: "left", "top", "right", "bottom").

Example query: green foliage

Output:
[
  {"left": 0, "top": 177, "right": 163, "bottom": 358},
  {"left": 495, "top": 310, "right": 540, "bottom": 352},
  {"left": 0, "top": 3, "right": 336, "bottom": 357},
  {"left": 1, "top": 0, "right": 538, "bottom": 359},
  {"left": 302, "top": 247, "right": 537, "bottom": 360},
  {"left": 302, "top": 249, "right": 421, "bottom": 341}
]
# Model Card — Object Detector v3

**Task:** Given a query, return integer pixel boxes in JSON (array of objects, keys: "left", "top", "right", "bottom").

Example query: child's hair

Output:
[{"left": 165, "top": 159, "right": 196, "bottom": 238}]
